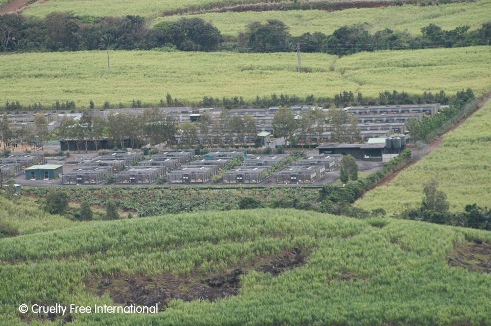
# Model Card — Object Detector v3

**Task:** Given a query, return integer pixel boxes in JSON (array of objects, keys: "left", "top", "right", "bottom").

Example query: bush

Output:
[
  {"left": 79, "top": 201, "right": 93, "bottom": 221},
  {"left": 238, "top": 197, "right": 262, "bottom": 209},
  {"left": 45, "top": 191, "right": 69, "bottom": 215},
  {"left": 105, "top": 200, "right": 119, "bottom": 220}
]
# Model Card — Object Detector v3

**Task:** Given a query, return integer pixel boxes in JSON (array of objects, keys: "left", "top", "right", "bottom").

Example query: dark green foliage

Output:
[
  {"left": 339, "top": 166, "right": 349, "bottom": 184},
  {"left": 105, "top": 200, "right": 120, "bottom": 220},
  {"left": 371, "top": 208, "right": 387, "bottom": 217},
  {"left": 340, "top": 155, "right": 358, "bottom": 182},
  {"left": 422, "top": 179, "right": 449, "bottom": 213},
  {"left": 150, "top": 18, "right": 222, "bottom": 51},
  {"left": 239, "top": 19, "right": 291, "bottom": 52},
  {"left": 79, "top": 202, "right": 93, "bottom": 221},
  {"left": 463, "top": 204, "right": 491, "bottom": 230},
  {"left": 238, "top": 197, "right": 262, "bottom": 210},
  {"left": 45, "top": 191, "right": 69, "bottom": 215}
]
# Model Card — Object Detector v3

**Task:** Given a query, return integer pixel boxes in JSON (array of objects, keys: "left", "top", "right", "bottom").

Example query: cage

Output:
[
  {"left": 275, "top": 166, "right": 324, "bottom": 184},
  {"left": 293, "top": 154, "right": 341, "bottom": 171},
  {"left": 62, "top": 166, "right": 112, "bottom": 185},
  {"left": 137, "top": 158, "right": 179, "bottom": 174},
  {"left": 115, "top": 167, "right": 161, "bottom": 184},
  {"left": 86, "top": 159, "right": 126, "bottom": 173},
  {"left": 167, "top": 166, "right": 213, "bottom": 184},
  {"left": 99, "top": 151, "right": 143, "bottom": 165},
  {"left": 154, "top": 151, "right": 194, "bottom": 164},
  {"left": 223, "top": 167, "right": 268, "bottom": 184},
  {"left": 187, "top": 159, "right": 229, "bottom": 169},
  {"left": 241, "top": 154, "right": 290, "bottom": 167}
]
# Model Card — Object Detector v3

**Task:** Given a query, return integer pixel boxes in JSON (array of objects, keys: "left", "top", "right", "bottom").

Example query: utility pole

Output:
[{"left": 296, "top": 43, "right": 301, "bottom": 73}]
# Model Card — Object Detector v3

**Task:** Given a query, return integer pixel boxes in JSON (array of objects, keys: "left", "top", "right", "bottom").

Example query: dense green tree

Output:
[
  {"left": 34, "top": 114, "right": 49, "bottom": 150},
  {"left": 179, "top": 121, "right": 198, "bottom": 147},
  {"left": 79, "top": 201, "right": 93, "bottom": 221},
  {"left": 272, "top": 107, "right": 297, "bottom": 146},
  {"left": 0, "top": 14, "right": 23, "bottom": 51},
  {"left": 105, "top": 200, "right": 120, "bottom": 220},
  {"left": 0, "top": 114, "right": 13, "bottom": 149},
  {"left": 422, "top": 179, "right": 449, "bottom": 214},
  {"left": 45, "top": 191, "right": 69, "bottom": 215},
  {"left": 44, "top": 12, "right": 81, "bottom": 51},
  {"left": 150, "top": 18, "right": 221, "bottom": 51},
  {"left": 239, "top": 20, "right": 291, "bottom": 52},
  {"left": 340, "top": 155, "right": 358, "bottom": 182}
]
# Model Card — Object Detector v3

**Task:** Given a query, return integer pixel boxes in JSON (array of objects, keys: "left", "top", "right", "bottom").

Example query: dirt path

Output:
[
  {"left": 0, "top": 0, "right": 49, "bottom": 14},
  {"left": 375, "top": 93, "right": 491, "bottom": 187}
]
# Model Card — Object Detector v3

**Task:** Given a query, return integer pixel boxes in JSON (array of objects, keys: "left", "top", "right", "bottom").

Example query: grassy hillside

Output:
[
  {"left": 22, "top": 0, "right": 420, "bottom": 18},
  {"left": 1, "top": 46, "right": 489, "bottom": 107},
  {"left": 355, "top": 99, "right": 491, "bottom": 215},
  {"left": 1, "top": 208, "right": 490, "bottom": 325},
  {"left": 153, "top": 0, "right": 491, "bottom": 37},
  {"left": 0, "top": 197, "right": 76, "bottom": 235}
]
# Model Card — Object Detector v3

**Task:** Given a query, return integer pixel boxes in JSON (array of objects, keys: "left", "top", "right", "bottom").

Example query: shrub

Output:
[
  {"left": 105, "top": 200, "right": 119, "bottom": 220},
  {"left": 238, "top": 197, "right": 262, "bottom": 209},
  {"left": 79, "top": 201, "right": 93, "bottom": 221},
  {"left": 45, "top": 191, "right": 69, "bottom": 215}
]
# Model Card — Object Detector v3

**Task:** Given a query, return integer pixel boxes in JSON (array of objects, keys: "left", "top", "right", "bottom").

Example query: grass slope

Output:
[
  {"left": 0, "top": 197, "right": 76, "bottom": 235},
  {"left": 355, "top": 99, "right": 491, "bottom": 215},
  {"left": 0, "top": 208, "right": 490, "bottom": 325},
  {"left": 23, "top": 0, "right": 416, "bottom": 19},
  {"left": 1, "top": 46, "right": 489, "bottom": 107},
  {"left": 154, "top": 0, "right": 491, "bottom": 37}
]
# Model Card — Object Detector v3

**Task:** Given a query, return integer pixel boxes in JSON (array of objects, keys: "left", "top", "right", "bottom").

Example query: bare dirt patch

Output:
[
  {"left": 85, "top": 248, "right": 310, "bottom": 311},
  {"left": 448, "top": 240, "right": 491, "bottom": 274}
]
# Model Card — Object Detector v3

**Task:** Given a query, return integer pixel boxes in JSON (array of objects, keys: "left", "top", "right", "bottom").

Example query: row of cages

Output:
[{"left": 61, "top": 151, "right": 340, "bottom": 185}]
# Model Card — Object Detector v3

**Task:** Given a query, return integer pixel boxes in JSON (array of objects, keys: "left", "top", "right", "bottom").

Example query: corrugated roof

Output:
[{"left": 25, "top": 164, "right": 63, "bottom": 170}]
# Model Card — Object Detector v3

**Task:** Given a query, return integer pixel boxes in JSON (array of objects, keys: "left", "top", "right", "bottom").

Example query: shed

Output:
[
  {"left": 317, "top": 143, "right": 386, "bottom": 161},
  {"left": 256, "top": 131, "right": 271, "bottom": 146},
  {"left": 25, "top": 164, "right": 63, "bottom": 180},
  {"left": 223, "top": 167, "right": 268, "bottom": 184}
]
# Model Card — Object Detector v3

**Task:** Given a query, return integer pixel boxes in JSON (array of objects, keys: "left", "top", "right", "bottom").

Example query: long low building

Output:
[
  {"left": 317, "top": 143, "right": 387, "bottom": 160},
  {"left": 344, "top": 104, "right": 439, "bottom": 115}
]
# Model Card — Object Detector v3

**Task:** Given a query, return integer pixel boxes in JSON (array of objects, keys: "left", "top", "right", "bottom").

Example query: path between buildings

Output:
[{"left": 375, "top": 93, "right": 491, "bottom": 187}]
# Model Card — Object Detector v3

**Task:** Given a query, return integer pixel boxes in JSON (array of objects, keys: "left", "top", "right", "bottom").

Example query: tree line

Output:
[
  {"left": 399, "top": 180, "right": 491, "bottom": 231},
  {"left": 405, "top": 88, "right": 475, "bottom": 142},
  {"left": 1, "top": 13, "right": 490, "bottom": 54},
  {"left": 2, "top": 89, "right": 453, "bottom": 111}
]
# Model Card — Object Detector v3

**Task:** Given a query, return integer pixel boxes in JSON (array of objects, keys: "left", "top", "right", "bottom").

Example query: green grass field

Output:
[
  {"left": 355, "top": 99, "right": 491, "bottom": 215},
  {"left": 1, "top": 46, "right": 489, "bottom": 108},
  {"left": 1, "top": 205, "right": 491, "bottom": 325},
  {"left": 153, "top": 0, "right": 491, "bottom": 37}
]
